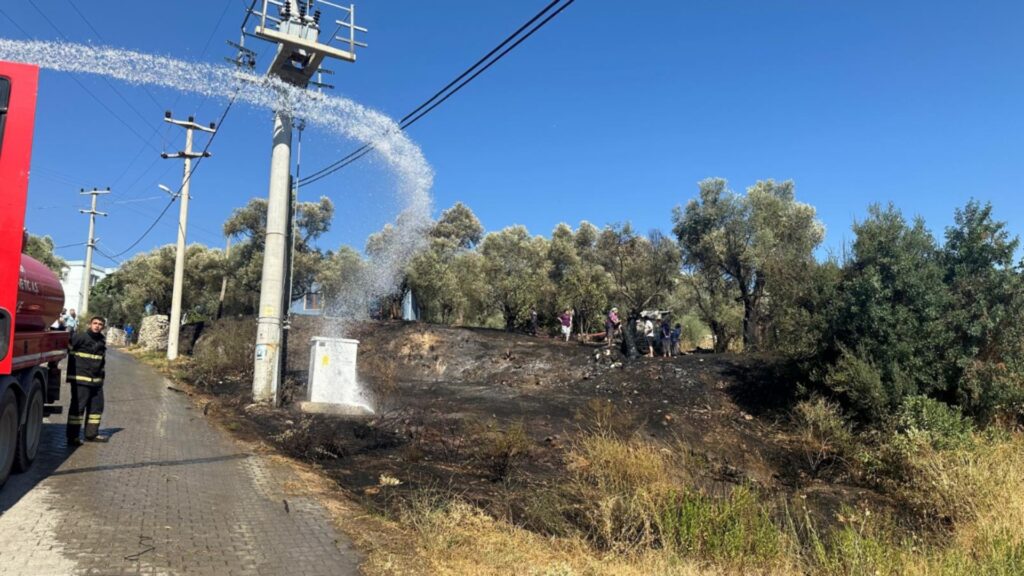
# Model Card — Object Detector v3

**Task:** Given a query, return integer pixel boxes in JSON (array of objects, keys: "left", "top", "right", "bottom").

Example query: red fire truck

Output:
[{"left": 0, "top": 61, "right": 69, "bottom": 487}]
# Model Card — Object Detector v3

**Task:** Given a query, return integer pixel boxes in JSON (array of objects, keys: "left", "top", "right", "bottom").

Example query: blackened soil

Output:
[{"left": 197, "top": 319, "right": 889, "bottom": 530}]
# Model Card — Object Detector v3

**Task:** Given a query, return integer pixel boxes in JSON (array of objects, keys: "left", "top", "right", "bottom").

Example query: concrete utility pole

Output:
[
  {"left": 217, "top": 237, "right": 231, "bottom": 320},
  {"left": 243, "top": 0, "right": 365, "bottom": 404},
  {"left": 78, "top": 187, "right": 109, "bottom": 316},
  {"left": 161, "top": 112, "right": 216, "bottom": 361}
]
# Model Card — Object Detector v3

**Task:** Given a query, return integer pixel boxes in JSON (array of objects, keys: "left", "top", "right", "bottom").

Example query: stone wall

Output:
[
  {"left": 106, "top": 327, "right": 128, "bottom": 347},
  {"left": 138, "top": 315, "right": 169, "bottom": 351}
]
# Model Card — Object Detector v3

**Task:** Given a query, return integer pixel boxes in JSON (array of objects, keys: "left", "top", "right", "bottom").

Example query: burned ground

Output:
[{"left": 177, "top": 318, "right": 889, "bottom": 534}]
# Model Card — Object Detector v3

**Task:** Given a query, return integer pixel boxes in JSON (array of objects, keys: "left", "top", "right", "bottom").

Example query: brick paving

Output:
[{"left": 0, "top": 350, "right": 362, "bottom": 575}]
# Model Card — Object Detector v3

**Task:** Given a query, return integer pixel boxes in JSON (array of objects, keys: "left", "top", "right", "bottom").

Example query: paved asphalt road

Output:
[{"left": 0, "top": 349, "right": 361, "bottom": 575}]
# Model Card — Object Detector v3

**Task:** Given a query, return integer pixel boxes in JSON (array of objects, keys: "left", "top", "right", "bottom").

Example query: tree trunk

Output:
[
  {"left": 504, "top": 305, "right": 516, "bottom": 332},
  {"left": 711, "top": 321, "right": 730, "bottom": 353},
  {"left": 740, "top": 278, "right": 765, "bottom": 352}
]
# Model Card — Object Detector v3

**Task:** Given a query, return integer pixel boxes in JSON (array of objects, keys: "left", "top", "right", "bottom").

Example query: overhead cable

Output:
[{"left": 298, "top": 0, "right": 575, "bottom": 187}]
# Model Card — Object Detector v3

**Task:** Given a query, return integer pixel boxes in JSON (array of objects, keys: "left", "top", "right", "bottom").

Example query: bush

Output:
[
  {"left": 793, "top": 397, "right": 855, "bottom": 476},
  {"left": 187, "top": 318, "right": 256, "bottom": 392},
  {"left": 958, "top": 361, "right": 1024, "bottom": 425},
  {"left": 867, "top": 420, "right": 1024, "bottom": 532},
  {"left": 823, "top": 350, "right": 888, "bottom": 422},
  {"left": 896, "top": 396, "right": 974, "bottom": 451}
]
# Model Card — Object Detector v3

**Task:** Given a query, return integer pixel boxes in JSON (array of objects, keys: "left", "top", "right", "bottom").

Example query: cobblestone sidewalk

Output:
[{"left": 0, "top": 350, "right": 362, "bottom": 576}]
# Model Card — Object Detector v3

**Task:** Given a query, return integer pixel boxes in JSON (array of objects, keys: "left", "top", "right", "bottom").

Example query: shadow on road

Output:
[
  {"left": 50, "top": 452, "right": 252, "bottom": 477},
  {"left": 0, "top": 423, "right": 76, "bottom": 515}
]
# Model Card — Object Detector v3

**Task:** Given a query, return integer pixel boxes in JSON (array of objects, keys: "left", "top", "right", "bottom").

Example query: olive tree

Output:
[
  {"left": 480, "top": 226, "right": 551, "bottom": 331},
  {"left": 673, "top": 178, "right": 823, "bottom": 351}
]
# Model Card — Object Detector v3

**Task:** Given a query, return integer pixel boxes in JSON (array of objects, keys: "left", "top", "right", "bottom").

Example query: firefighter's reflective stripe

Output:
[
  {"left": 68, "top": 375, "right": 103, "bottom": 383},
  {"left": 71, "top": 351, "right": 103, "bottom": 360},
  {"left": 86, "top": 415, "right": 102, "bottom": 423},
  {"left": 67, "top": 416, "right": 84, "bottom": 424}
]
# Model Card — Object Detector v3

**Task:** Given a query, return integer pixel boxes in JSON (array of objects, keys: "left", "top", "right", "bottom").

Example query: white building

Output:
[{"left": 60, "top": 260, "right": 118, "bottom": 313}]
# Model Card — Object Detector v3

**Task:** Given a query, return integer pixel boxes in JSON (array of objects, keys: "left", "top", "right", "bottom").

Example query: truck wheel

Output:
[
  {"left": 14, "top": 382, "right": 43, "bottom": 472},
  {"left": 0, "top": 389, "right": 17, "bottom": 488}
]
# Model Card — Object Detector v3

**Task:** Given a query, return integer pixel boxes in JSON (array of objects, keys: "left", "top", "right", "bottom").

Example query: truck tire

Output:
[
  {"left": 0, "top": 388, "right": 17, "bottom": 488},
  {"left": 14, "top": 381, "right": 43, "bottom": 473}
]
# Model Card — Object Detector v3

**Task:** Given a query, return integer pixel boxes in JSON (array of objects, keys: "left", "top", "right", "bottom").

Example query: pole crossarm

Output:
[
  {"left": 161, "top": 151, "right": 211, "bottom": 159},
  {"left": 163, "top": 116, "right": 218, "bottom": 133}
]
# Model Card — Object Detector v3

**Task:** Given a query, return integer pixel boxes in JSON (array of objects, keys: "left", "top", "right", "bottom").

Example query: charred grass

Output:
[{"left": 129, "top": 320, "right": 1024, "bottom": 575}]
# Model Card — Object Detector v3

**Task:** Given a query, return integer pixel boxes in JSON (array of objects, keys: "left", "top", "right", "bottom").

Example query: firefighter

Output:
[{"left": 66, "top": 315, "right": 109, "bottom": 445}]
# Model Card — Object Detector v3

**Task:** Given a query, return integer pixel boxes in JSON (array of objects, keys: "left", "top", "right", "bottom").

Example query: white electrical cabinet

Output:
[{"left": 307, "top": 337, "right": 367, "bottom": 408}]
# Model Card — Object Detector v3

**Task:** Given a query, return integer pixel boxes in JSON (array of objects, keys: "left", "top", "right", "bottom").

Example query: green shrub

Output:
[
  {"left": 896, "top": 396, "right": 974, "bottom": 451},
  {"left": 823, "top": 350, "right": 887, "bottom": 422},
  {"left": 958, "top": 361, "right": 1024, "bottom": 425}
]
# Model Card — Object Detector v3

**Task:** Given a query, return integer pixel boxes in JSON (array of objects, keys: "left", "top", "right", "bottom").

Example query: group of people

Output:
[
  {"left": 530, "top": 306, "right": 683, "bottom": 357},
  {"left": 51, "top": 308, "right": 78, "bottom": 332},
  {"left": 636, "top": 314, "right": 683, "bottom": 358},
  {"left": 605, "top": 307, "right": 682, "bottom": 357}
]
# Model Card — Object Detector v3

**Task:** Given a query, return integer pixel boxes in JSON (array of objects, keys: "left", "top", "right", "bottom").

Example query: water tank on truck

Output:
[{"left": 16, "top": 254, "right": 67, "bottom": 332}]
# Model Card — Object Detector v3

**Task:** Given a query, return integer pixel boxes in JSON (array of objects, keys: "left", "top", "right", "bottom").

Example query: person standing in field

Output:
[
  {"left": 66, "top": 316, "right": 109, "bottom": 445},
  {"left": 671, "top": 323, "right": 682, "bottom": 357},
  {"left": 643, "top": 316, "right": 656, "bottom": 358},
  {"left": 559, "top": 309, "right": 573, "bottom": 342},
  {"left": 605, "top": 307, "right": 620, "bottom": 347},
  {"left": 660, "top": 317, "right": 672, "bottom": 358}
]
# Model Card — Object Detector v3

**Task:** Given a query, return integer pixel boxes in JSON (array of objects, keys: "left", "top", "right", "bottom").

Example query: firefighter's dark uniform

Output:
[{"left": 66, "top": 330, "right": 106, "bottom": 440}]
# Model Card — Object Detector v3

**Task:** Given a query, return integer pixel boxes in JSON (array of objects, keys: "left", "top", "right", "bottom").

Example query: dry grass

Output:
[
  {"left": 359, "top": 430, "right": 1024, "bottom": 576},
  {"left": 393, "top": 497, "right": 718, "bottom": 576},
  {"left": 126, "top": 338, "right": 1024, "bottom": 576}
]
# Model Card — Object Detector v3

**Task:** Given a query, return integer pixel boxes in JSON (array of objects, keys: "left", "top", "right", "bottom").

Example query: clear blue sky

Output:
[{"left": 3, "top": 0, "right": 1022, "bottom": 266}]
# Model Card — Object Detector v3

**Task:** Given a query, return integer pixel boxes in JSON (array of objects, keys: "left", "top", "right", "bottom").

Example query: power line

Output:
[
  {"left": 298, "top": 0, "right": 575, "bottom": 187},
  {"left": 55, "top": 241, "right": 87, "bottom": 250},
  {"left": 299, "top": 0, "right": 568, "bottom": 185},
  {"left": 0, "top": 6, "right": 177, "bottom": 216},
  {"left": 401, "top": 0, "right": 576, "bottom": 132},
  {"left": 399, "top": 0, "right": 565, "bottom": 127},
  {"left": 63, "top": 0, "right": 165, "bottom": 112},
  {"left": 26, "top": 0, "right": 164, "bottom": 151},
  {"left": 109, "top": 91, "right": 240, "bottom": 258},
  {"left": 93, "top": 243, "right": 123, "bottom": 266}
]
